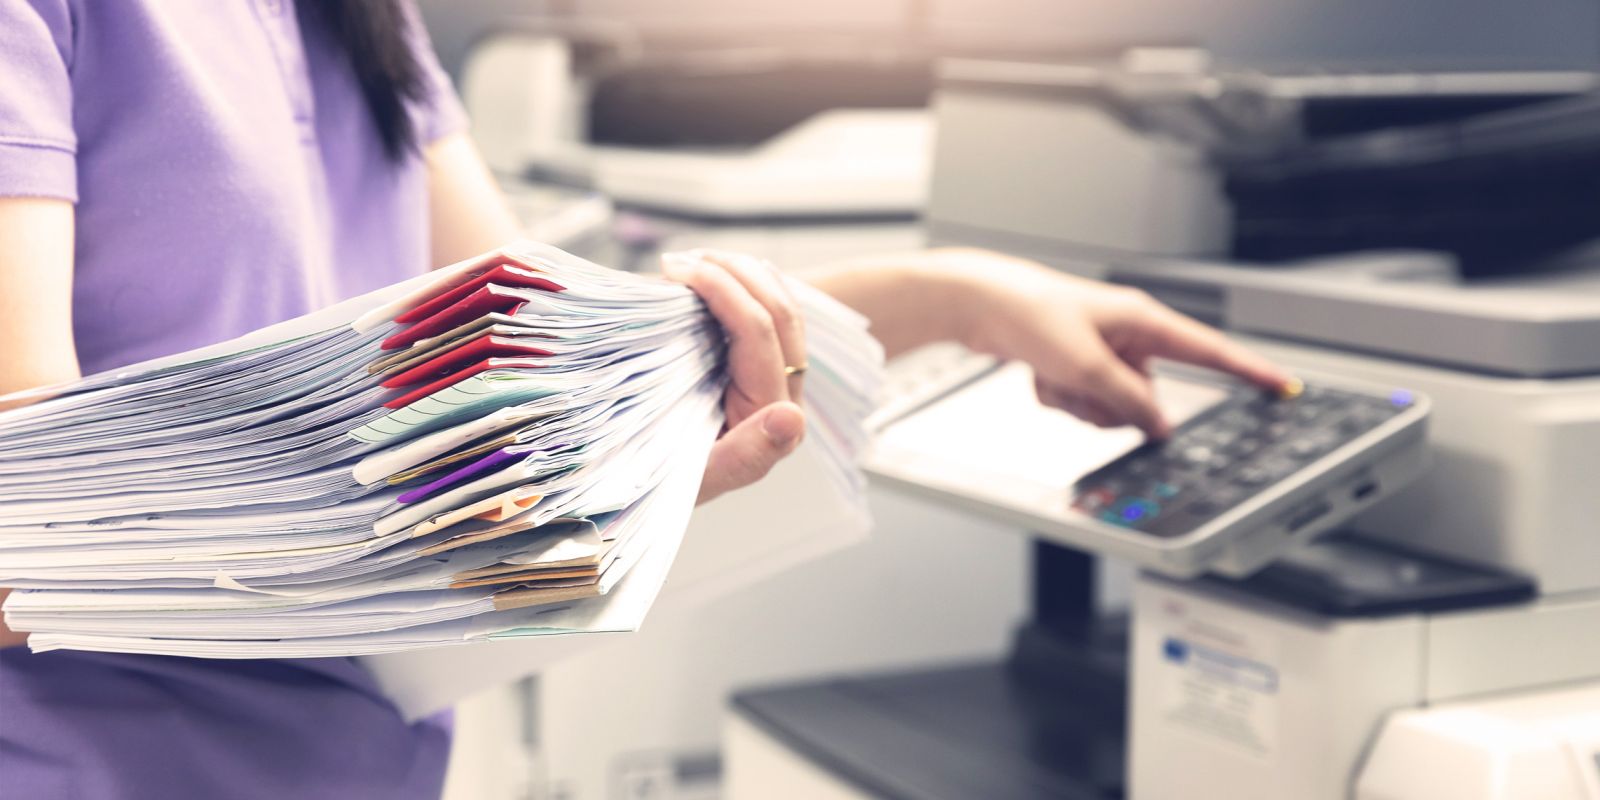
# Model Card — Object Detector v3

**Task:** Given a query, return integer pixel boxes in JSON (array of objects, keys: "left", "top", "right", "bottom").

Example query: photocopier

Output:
[{"left": 725, "top": 54, "right": 1600, "bottom": 800}]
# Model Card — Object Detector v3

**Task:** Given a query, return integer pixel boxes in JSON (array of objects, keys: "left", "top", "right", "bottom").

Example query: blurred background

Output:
[
  {"left": 411, "top": 3, "right": 1600, "bottom": 799},
  {"left": 420, "top": 0, "right": 1600, "bottom": 76}
]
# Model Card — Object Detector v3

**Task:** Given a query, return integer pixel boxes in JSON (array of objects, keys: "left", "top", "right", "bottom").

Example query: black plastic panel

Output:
[{"left": 1202, "top": 531, "right": 1537, "bottom": 617}]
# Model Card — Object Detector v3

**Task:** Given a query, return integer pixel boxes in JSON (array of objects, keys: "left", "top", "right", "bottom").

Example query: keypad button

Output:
[
  {"left": 1259, "top": 457, "right": 1300, "bottom": 481},
  {"left": 1184, "top": 484, "right": 1252, "bottom": 518},
  {"left": 1217, "top": 408, "right": 1255, "bottom": 428},
  {"left": 1335, "top": 414, "right": 1371, "bottom": 435},
  {"left": 1073, "top": 487, "right": 1117, "bottom": 514},
  {"left": 1227, "top": 436, "right": 1265, "bottom": 458},
  {"left": 1112, "top": 497, "right": 1161, "bottom": 526},
  {"left": 1292, "top": 403, "right": 1328, "bottom": 423},
  {"left": 1096, "top": 477, "right": 1129, "bottom": 496},
  {"left": 1287, "top": 434, "right": 1337, "bottom": 459},
  {"left": 1350, "top": 403, "right": 1396, "bottom": 425}
]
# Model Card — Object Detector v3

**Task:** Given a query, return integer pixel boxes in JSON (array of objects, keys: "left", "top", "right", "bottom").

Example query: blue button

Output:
[
  {"left": 1163, "top": 637, "right": 1189, "bottom": 664},
  {"left": 1113, "top": 498, "right": 1160, "bottom": 524}
]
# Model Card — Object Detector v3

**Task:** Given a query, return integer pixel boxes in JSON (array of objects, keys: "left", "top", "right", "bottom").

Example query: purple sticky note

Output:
[{"left": 397, "top": 448, "right": 522, "bottom": 504}]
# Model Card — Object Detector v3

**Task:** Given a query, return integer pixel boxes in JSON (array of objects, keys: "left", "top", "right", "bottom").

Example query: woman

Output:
[{"left": 0, "top": 1, "right": 1289, "bottom": 797}]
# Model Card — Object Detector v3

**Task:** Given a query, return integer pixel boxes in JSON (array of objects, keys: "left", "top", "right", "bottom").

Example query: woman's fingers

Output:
[
  {"left": 1093, "top": 365, "right": 1169, "bottom": 438},
  {"left": 698, "top": 251, "right": 807, "bottom": 402},
  {"left": 697, "top": 401, "right": 806, "bottom": 504},
  {"left": 1140, "top": 303, "right": 1294, "bottom": 391},
  {"left": 663, "top": 251, "right": 807, "bottom": 502},
  {"left": 1035, "top": 377, "right": 1122, "bottom": 428},
  {"left": 662, "top": 254, "right": 789, "bottom": 426},
  {"left": 1065, "top": 340, "right": 1171, "bottom": 438},
  {"left": 1022, "top": 312, "right": 1170, "bottom": 438}
]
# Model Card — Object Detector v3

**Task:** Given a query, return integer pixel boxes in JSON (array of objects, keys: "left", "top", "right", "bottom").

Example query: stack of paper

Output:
[{"left": 0, "top": 242, "right": 882, "bottom": 658}]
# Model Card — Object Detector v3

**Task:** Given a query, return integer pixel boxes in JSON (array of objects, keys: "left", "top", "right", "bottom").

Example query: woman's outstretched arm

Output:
[
  {"left": 806, "top": 248, "right": 1293, "bottom": 439},
  {"left": 0, "top": 196, "right": 78, "bottom": 648}
]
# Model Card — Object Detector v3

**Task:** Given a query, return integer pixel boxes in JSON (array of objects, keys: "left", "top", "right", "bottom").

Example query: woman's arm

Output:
[
  {"left": 0, "top": 196, "right": 79, "bottom": 648},
  {"left": 424, "top": 132, "right": 524, "bottom": 268},
  {"left": 806, "top": 248, "right": 1294, "bottom": 438}
]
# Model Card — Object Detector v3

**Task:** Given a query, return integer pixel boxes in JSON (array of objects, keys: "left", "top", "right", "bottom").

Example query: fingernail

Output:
[
  {"left": 762, "top": 407, "right": 804, "bottom": 450},
  {"left": 660, "top": 256, "right": 696, "bottom": 280},
  {"left": 1149, "top": 417, "right": 1173, "bottom": 440}
]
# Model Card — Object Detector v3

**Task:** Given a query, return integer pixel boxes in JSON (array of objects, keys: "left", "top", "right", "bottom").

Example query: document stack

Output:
[{"left": 0, "top": 242, "right": 882, "bottom": 658}]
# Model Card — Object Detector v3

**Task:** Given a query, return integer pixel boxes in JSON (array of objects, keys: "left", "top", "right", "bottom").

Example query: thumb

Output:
[{"left": 697, "top": 401, "right": 806, "bottom": 505}]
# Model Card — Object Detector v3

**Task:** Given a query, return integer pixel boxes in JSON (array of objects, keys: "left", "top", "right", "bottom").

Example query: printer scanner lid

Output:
[{"left": 1090, "top": 250, "right": 1600, "bottom": 379}]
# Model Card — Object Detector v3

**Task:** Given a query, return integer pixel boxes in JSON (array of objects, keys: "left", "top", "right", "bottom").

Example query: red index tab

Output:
[
  {"left": 382, "top": 357, "right": 547, "bottom": 410},
  {"left": 382, "top": 336, "right": 555, "bottom": 389},
  {"left": 396, "top": 261, "right": 565, "bottom": 325},
  {"left": 382, "top": 285, "right": 526, "bottom": 351}
]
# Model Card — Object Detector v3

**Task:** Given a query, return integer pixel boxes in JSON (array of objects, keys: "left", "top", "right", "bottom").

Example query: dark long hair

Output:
[{"left": 303, "top": 0, "right": 428, "bottom": 161}]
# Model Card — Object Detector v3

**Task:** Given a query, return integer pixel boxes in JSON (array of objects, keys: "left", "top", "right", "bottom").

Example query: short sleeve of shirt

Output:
[
  {"left": 402, "top": 0, "right": 468, "bottom": 146},
  {"left": 0, "top": 0, "right": 77, "bottom": 201}
]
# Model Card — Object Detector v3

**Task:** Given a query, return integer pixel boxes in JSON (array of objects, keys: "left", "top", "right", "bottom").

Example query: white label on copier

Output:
[{"left": 1155, "top": 616, "right": 1282, "bottom": 760}]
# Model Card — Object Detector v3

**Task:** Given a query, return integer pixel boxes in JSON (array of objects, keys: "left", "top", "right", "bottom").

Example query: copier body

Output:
[{"left": 925, "top": 57, "right": 1600, "bottom": 799}]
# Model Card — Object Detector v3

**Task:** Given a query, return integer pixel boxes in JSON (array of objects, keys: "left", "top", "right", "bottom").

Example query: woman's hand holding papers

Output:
[
  {"left": 0, "top": 241, "right": 885, "bottom": 657},
  {"left": 662, "top": 252, "right": 808, "bottom": 505}
]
